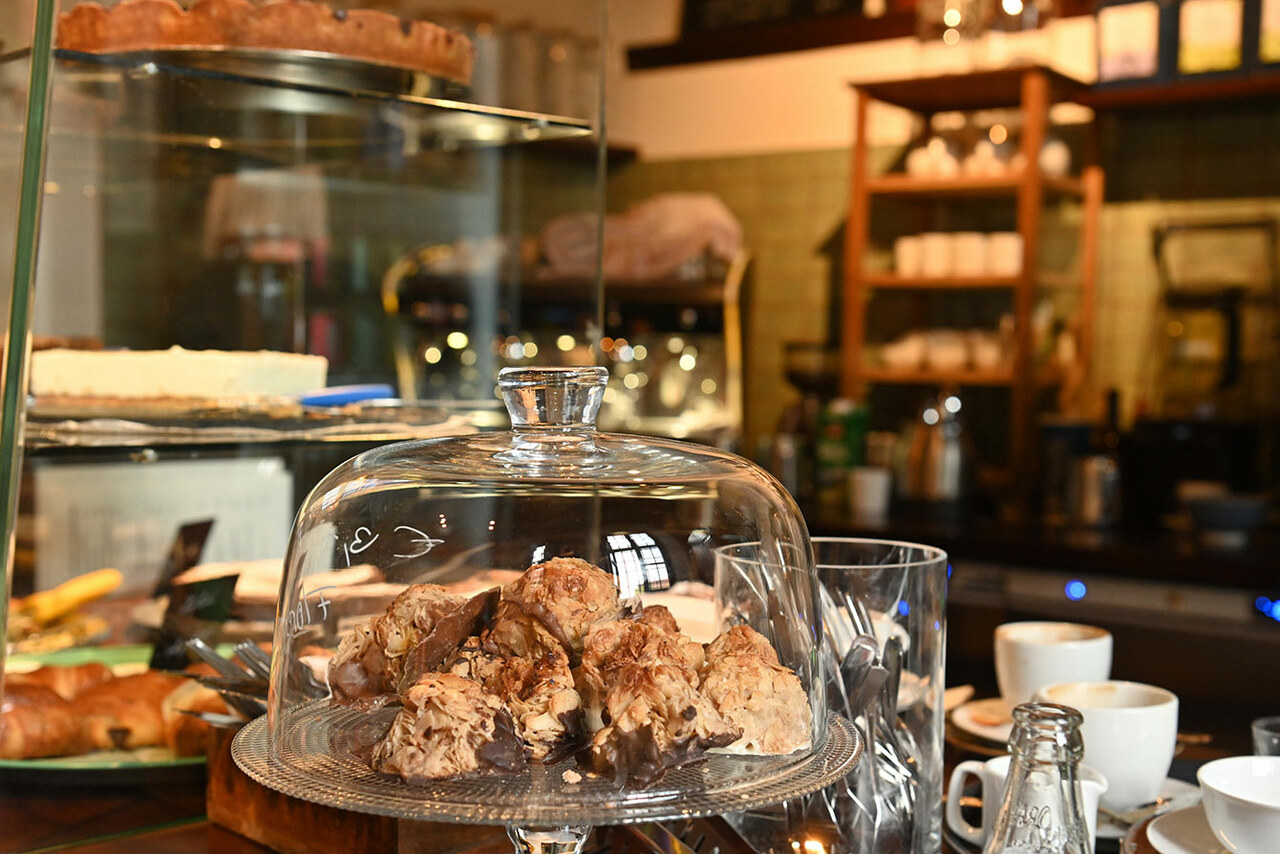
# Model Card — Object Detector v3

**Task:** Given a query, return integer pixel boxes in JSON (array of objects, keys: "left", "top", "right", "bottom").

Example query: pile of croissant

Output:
[{"left": 0, "top": 662, "right": 225, "bottom": 760}]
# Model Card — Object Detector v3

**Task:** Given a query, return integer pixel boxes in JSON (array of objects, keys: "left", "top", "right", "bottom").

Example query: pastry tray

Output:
[
  {"left": 23, "top": 399, "right": 482, "bottom": 449},
  {"left": 232, "top": 701, "right": 863, "bottom": 826},
  {"left": 45, "top": 46, "right": 593, "bottom": 147}
]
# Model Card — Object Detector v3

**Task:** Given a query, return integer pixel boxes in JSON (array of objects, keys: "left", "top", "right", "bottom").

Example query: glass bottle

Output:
[{"left": 983, "top": 702, "right": 1091, "bottom": 854}]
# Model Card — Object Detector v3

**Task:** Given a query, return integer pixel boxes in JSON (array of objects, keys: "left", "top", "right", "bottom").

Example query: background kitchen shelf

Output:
[
  {"left": 842, "top": 65, "right": 1103, "bottom": 486},
  {"left": 865, "top": 173, "right": 1086, "bottom": 198},
  {"left": 1083, "top": 72, "right": 1280, "bottom": 112},
  {"left": 861, "top": 273, "right": 1021, "bottom": 289}
]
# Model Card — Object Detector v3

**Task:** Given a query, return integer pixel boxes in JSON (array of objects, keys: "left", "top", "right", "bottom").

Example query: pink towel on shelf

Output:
[{"left": 540, "top": 193, "right": 742, "bottom": 280}]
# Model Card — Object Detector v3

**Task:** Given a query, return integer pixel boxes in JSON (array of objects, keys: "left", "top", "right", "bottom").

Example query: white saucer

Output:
[
  {"left": 950, "top": 697, "right": 1013, "bottom": 744},
  {"left": 1098, "top": 777, "right": 1200, "bottom": 840},
  {"left": 1147, "top": 803, "right": 1227, "bottom": 854}
]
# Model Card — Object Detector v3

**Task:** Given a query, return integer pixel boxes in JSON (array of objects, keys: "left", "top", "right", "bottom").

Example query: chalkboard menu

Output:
[{"left": 681, "top": 0, "right": 865, "bottom": 35}]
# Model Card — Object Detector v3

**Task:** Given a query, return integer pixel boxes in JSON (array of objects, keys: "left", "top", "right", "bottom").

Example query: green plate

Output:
[{"left": 2, "top": 644, "right": 211, "bottom": 783}]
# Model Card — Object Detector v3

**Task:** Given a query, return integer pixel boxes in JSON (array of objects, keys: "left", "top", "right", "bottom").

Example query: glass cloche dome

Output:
[{"left": 237, "top": 366, "right": 854, "bottom": 830}]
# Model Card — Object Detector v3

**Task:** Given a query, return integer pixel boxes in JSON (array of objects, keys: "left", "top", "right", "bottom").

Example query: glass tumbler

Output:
[
  {"left": 812, "top": 537, "right": 949, "bottom": 853},
  {"left": 1253, "top": 716, "right": 1280, "bottom": 755}
]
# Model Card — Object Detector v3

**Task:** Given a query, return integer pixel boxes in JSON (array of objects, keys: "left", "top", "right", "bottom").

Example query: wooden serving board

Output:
[{"left": 206, "top": 726, "right": 512, "bottom": 854}]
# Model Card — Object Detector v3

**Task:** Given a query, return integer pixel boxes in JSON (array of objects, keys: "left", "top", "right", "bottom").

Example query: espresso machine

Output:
[{"left": 1150, "top": 218, "right": 1279, "bottom": 421}]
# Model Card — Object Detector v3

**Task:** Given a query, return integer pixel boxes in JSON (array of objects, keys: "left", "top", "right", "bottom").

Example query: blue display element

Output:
[
  {"left": 1272, "top": 601, "right": 1280, "bottom": 622},
  {"left": 1065, "top": 579, "right": 1088, "bottom": 601},
  {"left": 897, "top": 600, "right": 910, "bottom": 617},
  {"left": 300, "top": 384, "right": 396, "bottom": 406},
  {"left": 1258, "top": 596, "right": 1273, "bottom": 613}
]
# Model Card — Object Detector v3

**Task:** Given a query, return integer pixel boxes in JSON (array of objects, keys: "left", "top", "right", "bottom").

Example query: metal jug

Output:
[{"left": 900, "top": 391, "right": 971, "bottom": 503}]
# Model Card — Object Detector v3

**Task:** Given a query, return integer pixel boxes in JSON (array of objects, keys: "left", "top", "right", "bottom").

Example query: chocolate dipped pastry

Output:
[
  {"left": 372, "top": 672, "right": 527, "bottom": 783},
  {"left": 587, "top": 663, "right": 740, "bottom": 787},
  {"left": 485, "top": 557, "right": 622, "bottom": 661},
  {"left": 577, "top": 618, "right": 705, "bottom": 732},
  {"left": 447, "top": 638, "right": 583, "bottom": 761},
  {"left": 699, "top": 625, "right": 812, "bottom": 755},
  {"left": 328, "top": 584, "right": 498, "bottom": 708}
]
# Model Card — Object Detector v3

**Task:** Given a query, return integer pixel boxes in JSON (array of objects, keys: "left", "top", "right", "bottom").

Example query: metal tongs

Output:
[
  {"left": 804, "top": 587, "right": 921, "bottom": 853},
  {"left": 182, "top": 637, "right": 328, "bottom": 721}
]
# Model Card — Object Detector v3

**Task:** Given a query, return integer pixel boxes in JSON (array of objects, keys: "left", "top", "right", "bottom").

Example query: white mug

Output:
[
  {"left": 952, "top": 232, "right": 989, "bottom": 277},
  {"left": 894, "top": 235, "right": 924, "bottom": 277},
  {"left": 995, "top": 621, "right": 1112, "bottom": 708},
  {"left": 946, "top": 753, "right": 1108, "bottom": 851},
  {"left": 1035, "top": 681, "right": 1179, "bottom": 812},
  {"left": 987, "top": 232, "right": 1024, "bottom": 276},
  {"left": 919, "top": 232, "right": 955, "bottom": 278}
]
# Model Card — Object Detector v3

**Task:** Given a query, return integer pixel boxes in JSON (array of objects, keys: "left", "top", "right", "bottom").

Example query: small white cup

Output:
[
  {"left": 987, "top": 232, "right": 1024, "bottom": 277},
  {"left": 946, "top": 753, "right": 1108, "bottom": 851},
  {"left": 1198, "top": 756, "right": 1280, "bottom": 854},
  {"left": 848, "top": 466, "right": 892, "bottom": 521},
  {"left": 952, "top": 232, "right": 989, "bottom": 277},
  {"left": 919, "top": 232, "right": 955, "bottom": 278},
  {"left": 994, "top": 621, "right": 1113, "bottom": 709},
  {"left": 894, "top": 235, "right": 924, "bottom": 277},
  {"left": 1035, "top": 681, "right": 1179, "bottom": 812}
]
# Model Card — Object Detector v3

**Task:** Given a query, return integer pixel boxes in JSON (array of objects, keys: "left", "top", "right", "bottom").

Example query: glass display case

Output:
[
  {"left": 0, "top": 0, "right": 609, "bottom": 639},
  {"left": 232, "top": 366, "right": 859, "bottom": 849}
]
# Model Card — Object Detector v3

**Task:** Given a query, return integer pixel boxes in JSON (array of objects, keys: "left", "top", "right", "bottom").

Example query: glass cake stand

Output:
[{"left": 231, "top": 707, "right": 862, "bottom": 853}]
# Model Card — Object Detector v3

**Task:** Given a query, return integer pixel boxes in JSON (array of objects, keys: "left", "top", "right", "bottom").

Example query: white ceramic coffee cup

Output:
[
  {"left": 994, "top": 621, "right": 1112, "bottom": 709},
  {"left": 848, "top": 465, "right": 892, "bottom": 521},
  {"left": 952, "top": 232, "right": 989, "bottom": 277},
  {"left": 946, "top": 753, "right": 1108, "bottom": 851},
  {"left": 1035, "top": 681, "right": 1179, "bottom": 812},
  {"left": 894, "top": 235, "right": 924, "bottom": 277},
  {"left": 987, "top": 231, "right": 1024, "bottom": 276},
  {"left": 919, "top": 232, "right": 955, "bottom": 278}
]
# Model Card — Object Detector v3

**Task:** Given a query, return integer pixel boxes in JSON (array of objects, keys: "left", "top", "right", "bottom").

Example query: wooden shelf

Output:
[
  {"left": 861, "top": 273, "right": 1021, "bottom": 289},
  {"left": 859, "top": 366, "right": 1015, "bottom": 386},
  {"left": 1083, "top": 72, "right": 1280, "bottom": 112},
  {"left": 865, "top": 172, "right": 1086, "bottom": 198},
  {"left": 854, "top": 65, "right": 1089, "bottom": 112},
  {"left": 859, "top": 363, "right": 1063, "bottom": 386},
  {"left": 626, "top": 12, "right": 914, "bottom": 70}
]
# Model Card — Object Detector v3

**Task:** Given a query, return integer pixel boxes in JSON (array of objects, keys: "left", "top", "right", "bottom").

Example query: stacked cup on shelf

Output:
[{"left": 894, "top": 231, "right": 1024, "bottom": 279}]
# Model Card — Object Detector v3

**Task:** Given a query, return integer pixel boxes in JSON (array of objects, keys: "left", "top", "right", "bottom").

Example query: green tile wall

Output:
[{"left": 608, "top": 143, "right": 1280, "bottom": 453}]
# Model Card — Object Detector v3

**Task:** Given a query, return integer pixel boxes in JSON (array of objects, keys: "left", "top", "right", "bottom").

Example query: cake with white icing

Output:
[{"left": 29, "top": 346, "right": 327, "bottom": 403}]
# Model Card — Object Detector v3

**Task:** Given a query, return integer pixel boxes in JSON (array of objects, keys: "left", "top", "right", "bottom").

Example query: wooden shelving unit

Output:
[
  {"left": 841, "top": 65, "right": 1104, "bottom": 480},
  {"left": 865, "top": 172, "right": 1086, "bottom": 198}
]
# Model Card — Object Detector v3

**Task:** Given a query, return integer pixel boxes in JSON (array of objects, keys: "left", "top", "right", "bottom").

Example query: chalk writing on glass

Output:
[
  {"left": 392, "top": 525, "right": 445, "bottom": 559},
  {"left": 284, "top": 585, "right": 336, "bottom": 639}
]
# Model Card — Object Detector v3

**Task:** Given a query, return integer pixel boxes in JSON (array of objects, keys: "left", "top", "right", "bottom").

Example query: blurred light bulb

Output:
[{"left": 446, "top": 331, "right": 469, "bottom": 349}]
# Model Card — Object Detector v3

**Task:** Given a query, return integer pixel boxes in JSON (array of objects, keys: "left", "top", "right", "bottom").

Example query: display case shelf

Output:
[{"left": 0, "top": 47, "right": 593, "bottom": 153}]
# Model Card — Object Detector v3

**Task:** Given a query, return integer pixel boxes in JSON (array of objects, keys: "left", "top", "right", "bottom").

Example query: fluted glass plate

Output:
[{"left": 232, "top": 701, "right": 861, "bottom": 826}]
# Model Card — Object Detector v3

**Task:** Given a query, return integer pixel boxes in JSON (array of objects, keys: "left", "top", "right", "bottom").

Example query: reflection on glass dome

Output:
[{"left": 259, "top": 365, "right": 827, "bottom": 805}]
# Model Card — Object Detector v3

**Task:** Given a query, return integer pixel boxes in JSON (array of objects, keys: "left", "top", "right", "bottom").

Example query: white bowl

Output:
[{"left": 1197, "top": 756, "right": 1280, "bottom": 853}]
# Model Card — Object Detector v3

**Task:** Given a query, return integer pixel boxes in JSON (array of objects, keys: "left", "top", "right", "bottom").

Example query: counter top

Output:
[{"left": 809, "top": 509, "right": 1280, "bottom": 590}]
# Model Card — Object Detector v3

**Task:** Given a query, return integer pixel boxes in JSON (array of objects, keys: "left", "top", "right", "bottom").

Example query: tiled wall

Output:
[
  {"left": 609, "top": 149, "right": 860, "bottom": 453},
  {"left": 608, "top": 108, "right": 1280, "bottom": 454}
]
